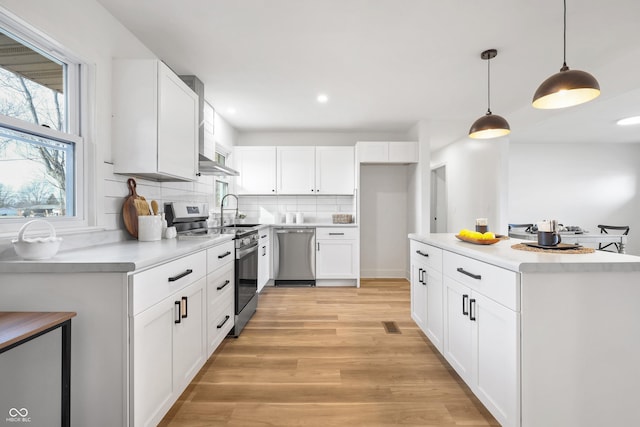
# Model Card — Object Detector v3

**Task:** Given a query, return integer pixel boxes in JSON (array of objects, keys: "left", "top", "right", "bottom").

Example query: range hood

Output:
[
  {"left": 198, "top": 155, "right": 239, "bottom": 176},
  {"left": 180, "top": 75, "right": 240, "bottom": 177}
]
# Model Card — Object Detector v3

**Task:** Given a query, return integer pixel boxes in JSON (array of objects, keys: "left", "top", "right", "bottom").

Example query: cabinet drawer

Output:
[
  {"left": 207, "top": 262, "right": 234, "bottom": 310},
  {"left": 131, "top": 251, "right": 207, "bottom": 315},
  {"left": 208, "top": 300, "right": 234, "bottom": 356},
  {"left": 207, "top": 240, "right": 235, "bottom": 272},
  {"left": 443, "top": 251, "right": 520, "bottom": 311},
  {"left": 316, "top": 227, "right": 357, "bottom": 240},
  {"left": 258, "top": 228, "right": 270, "bottom": 243},
  {"left": 410, "top": 240, "right": 443, "bottom": 272}
]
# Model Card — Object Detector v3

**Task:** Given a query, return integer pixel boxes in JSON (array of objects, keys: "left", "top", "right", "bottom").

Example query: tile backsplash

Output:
[
  {"left": 237, "top": 195, "right": 355, "bottom": 224},
  {"left": 103, "top": 162, "right": 215, "bottom": 231}
]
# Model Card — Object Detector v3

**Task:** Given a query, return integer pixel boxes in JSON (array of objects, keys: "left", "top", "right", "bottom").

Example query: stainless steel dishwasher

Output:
[{"left": 274, "top": 228, "right": 316, "bottom": 286}]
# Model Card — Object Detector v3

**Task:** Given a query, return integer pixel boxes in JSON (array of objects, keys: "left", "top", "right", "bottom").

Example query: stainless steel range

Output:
[{"left": 165, "top": 202, "right": 259, "bottom": 337}]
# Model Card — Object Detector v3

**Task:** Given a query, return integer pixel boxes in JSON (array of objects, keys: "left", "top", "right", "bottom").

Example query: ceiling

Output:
[{"left": 96, "top": 0, "right": 640, "bottom": 150}]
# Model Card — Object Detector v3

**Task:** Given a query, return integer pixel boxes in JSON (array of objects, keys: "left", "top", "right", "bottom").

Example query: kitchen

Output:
[{"left": 1, "top": 0, "right": 640, "bottom": 426}]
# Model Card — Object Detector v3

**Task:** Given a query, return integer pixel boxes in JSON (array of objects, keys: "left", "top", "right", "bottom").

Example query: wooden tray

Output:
[{"left": 455, "top": 234, "right": 501, "bottom": 245}]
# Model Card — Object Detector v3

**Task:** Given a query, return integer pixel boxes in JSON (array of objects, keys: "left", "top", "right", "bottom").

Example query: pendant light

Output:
[
  {"left": 469, "top": 49, "right": 510, "bottom": 139},
  {"left": 532, "top": 0, "right": 600, "bottom": 109}
]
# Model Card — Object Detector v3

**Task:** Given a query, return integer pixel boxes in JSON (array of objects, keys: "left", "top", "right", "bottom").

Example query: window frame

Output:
[{"left": 0, "top": 9, "right": 87, "bottom": 234}]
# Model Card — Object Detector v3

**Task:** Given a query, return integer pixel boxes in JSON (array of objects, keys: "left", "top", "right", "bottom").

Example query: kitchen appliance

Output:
[
  {"left": 178, "top": 75, "right": 239, "bottom": 176},
  {"left": 274, "top": 228, "right": 316, "bottom": 286},
  {"left": 164, "top": 202, "right": 259, "bottom": 336}
]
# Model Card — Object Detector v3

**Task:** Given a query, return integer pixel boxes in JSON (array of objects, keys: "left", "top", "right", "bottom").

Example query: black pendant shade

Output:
[
  {"left": 469, "top": 112, "right": 511, "bottom": 140},
  {"left": 469, "top": 49, "right": 510, "bottom": 140},
  {"left": 532, "top": 0, "right": 600, "bottom": 109},
  {"left": 532, "top": 65, "right": 600, "bottom": 109}
]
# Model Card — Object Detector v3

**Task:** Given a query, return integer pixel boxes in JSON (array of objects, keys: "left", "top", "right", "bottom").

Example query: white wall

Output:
[
  {"left": 431, "top": 137, "right": 510, "bottom": 234},
  {"left": 360, "top": 165, "right": 409, "bottom": 278},
  {"left": 508, "top": 142, "right": 640, "bottom": 255}
]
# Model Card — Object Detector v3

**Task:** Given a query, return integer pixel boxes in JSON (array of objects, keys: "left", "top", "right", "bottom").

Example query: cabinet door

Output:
[
  {"left": 173, "top": 278, "right": 206, "bottom": 392},
  {"left": 424, "top": 266, "right": 444, "bottom": 352},
  {"left": 315, "top": 146, "right": 354, "bottom": 195},
  {"left": 443, "top": 277, "right": 473, "bottom": 383},
  {"left": 132, "top": 298, "right": 175, "bottom": 427},
  {"left": 157, "top": 62, "right": 198, "bottom": 181},
  {"left": 258, "top": 236, "right": 270, "bottom": 291},
  {"left": 234, "top": 147, "right": 277, "bottom": 194},
  {"left": 357, "top": 141, "right": 388, "bottom": 163},
  {"left": 410, "top": 262, "right": 427, "bottom": 331},
  {"left": 316, "top": 239, "right": 357, "bottom": 279},
  {"left": 388, "top": 141, "right": 418, "bottom": 163},
  {"left": 472, "top": 292, "right": 520, "bottom": 427},
  {"left": 277, "top": 146, "right": 316, "bottom": 194}
]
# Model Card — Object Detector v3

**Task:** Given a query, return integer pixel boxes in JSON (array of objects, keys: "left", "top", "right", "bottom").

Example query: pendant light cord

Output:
[
  {"left": 562, "top": 0, "right": 568, "bottom": 70},
  {"left": 486, "top": 53, "right": 492, "bottom": 115}
]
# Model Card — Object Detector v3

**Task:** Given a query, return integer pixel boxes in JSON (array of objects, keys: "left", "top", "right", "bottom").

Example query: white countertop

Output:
[
  {"left": 409, "top": 233, "right": 640, "bottom": 273},
  {"left": 0, "top": 234, "right": 234, "bottom": 274},
  {"left": 266, "top": 223, "right": 357, "bottom": 228}
]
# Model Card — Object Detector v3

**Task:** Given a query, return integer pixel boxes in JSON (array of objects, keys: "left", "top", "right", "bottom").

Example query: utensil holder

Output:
[{"left": 138, "top": 215, "right": 162, "bottom": 241}]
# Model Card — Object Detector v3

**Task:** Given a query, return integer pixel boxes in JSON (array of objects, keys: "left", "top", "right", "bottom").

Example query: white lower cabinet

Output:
[
  {"left": 316, "top": 228, "right": 358, "bottom": 279},
  {"left": 257, "top": 230, "right": 271, "bottom": 291},
  {"left": 442, "top": 252, "right": 520, "bottom": 427},
  {"left": 131, "top": 253, "right": 207, "bottom": 427},
  {"left": 409, "top": 240, "right": 443, "bottom": 352},
  {"left": 206, "top": 241, "right": 236, "bottom": 356}
]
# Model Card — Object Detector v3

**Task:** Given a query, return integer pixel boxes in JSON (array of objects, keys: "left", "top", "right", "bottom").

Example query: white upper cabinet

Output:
[
  {"left": 277, "top": 146, "right": 316, "bottom": 195},
  {"left": 234, "top": 145, "right": 355, "bottom": 195},
  {"left": 112, "top": 59, "right": 198, "bottom": 181},
  {"left": 234, "top": 146, "right": 277, "bottom": 195},
  {"left": 315, "top": 146, "right": 355, "bottom": 195},
  {"left": 356, "top": 141, "right": 418, "bottom": 164}
]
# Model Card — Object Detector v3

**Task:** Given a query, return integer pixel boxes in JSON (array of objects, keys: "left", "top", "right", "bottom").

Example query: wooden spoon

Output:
[{"left": 151, "top": 200, "right": 159, "bottom": 216}]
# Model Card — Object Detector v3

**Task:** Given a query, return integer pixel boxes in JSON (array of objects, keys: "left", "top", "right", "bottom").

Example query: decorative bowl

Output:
[{"left": 12, "top": 220, "right": 63, "bottom": 260}]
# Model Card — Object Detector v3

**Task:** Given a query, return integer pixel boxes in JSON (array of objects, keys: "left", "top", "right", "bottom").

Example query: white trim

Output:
[{"left": 0, "top": 9, "right": 89, "bottom": 233}]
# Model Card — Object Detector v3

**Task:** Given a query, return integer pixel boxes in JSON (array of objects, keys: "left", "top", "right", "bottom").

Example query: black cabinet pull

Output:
[
  {"left": 329, "top": 232, "right": 344, "bottom": 236},
  {"left": 217, "top": 280, "right": 230, "bottom": 291},
  {"left": 168, "top": 269, "right": 193, "bottom": 282},
  {"left": 457, "top": 267, "right": 482, "bottom": 280},
  {"left": 469, "top": 299, "right": 477, "bottom": 321},
  {"left": 418, "top": 268, "right": 423, "bottom": 284},
  {"left": 261, "top": 234, "right": 267, "bottom": 238},
  {"left": 462, "top": 294, "right": 469, "bottom": 316},
  {"left": 416, "top": 250, "right": 429, "bottom": 258},
  {"left": 217, "top": 315, "right": 230, "bottom": 329},
  {"left": 181, "top": 296, "right": 188, "bottom": 319},
  {"left": 218, "top": 251, "right": 231, "bottom": 259},
  {"left": 174, "top": 301, "right": 181, "bottom": 324},
  {"left": 317, "top": 242, "right": 320, "bottom": 251}
]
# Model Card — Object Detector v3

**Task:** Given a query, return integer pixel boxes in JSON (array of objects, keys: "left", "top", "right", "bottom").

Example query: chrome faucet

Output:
[{"left": 220, "top": 194, "right": 239, "bottom": 226}]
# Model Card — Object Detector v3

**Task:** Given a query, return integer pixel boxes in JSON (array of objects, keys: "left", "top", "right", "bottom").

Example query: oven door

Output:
[{"left": 235, "top": 242, "right": 258, "bottom": 313}]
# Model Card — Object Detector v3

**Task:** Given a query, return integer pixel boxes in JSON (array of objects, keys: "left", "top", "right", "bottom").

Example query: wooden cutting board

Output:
[{"left": 122, "top": 178, "right": 150, "bottom": 238}]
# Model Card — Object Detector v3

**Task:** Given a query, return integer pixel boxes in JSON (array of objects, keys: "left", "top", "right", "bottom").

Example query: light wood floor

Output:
[{"left": 160, "top": 279, "right": 499, "bottom": 426}]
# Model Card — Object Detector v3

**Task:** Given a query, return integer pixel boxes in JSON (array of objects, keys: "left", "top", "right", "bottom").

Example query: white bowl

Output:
[{"left": 12, "top": 220, "right": 63, "bottom": 260}]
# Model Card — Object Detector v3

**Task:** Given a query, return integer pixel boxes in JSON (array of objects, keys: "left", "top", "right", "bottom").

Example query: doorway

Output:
[{"left": 430, "top": 165, "right": 447, "bottom": 233}]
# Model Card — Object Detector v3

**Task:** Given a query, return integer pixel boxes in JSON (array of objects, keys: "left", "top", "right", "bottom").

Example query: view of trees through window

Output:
[{"left": 0, "top": 29, "right": 73, "bottom": 219}]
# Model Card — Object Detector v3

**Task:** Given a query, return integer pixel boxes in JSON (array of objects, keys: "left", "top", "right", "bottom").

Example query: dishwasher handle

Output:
[{"left": 275, "top": 228, "right": 315, "bottom": 234}]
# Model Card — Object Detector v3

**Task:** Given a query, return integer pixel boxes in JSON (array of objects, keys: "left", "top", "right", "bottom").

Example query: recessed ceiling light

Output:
[
  {"left": 226, "top": 107, "right": 236, "bottom": 115},
  {"left": 616, "top": 116, "right": 640, "bottom": 126},
  {"left": 317, "top": 94, "right": 329, "bottom": 103}
]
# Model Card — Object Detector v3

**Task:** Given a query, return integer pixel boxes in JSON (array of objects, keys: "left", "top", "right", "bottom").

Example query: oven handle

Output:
[{"left": 236, "top": 242, "right": 259, "bottom": 259}]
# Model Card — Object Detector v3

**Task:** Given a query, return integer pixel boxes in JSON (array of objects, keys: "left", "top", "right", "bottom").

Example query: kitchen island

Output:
[{"left": 408, "top": 233, "right": 640, "bottom": 427}]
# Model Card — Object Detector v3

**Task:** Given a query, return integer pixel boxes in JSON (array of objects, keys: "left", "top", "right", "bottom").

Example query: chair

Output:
[
  {"left": 597, "top": 224, "right": 630, "bottom": 253},
  {"left": 508, "top": 223, "right": 533, "bottom": 237}
]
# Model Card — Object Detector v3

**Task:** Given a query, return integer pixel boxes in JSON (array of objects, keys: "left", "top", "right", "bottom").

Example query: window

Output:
[{"left": 0, "top": 14, "right": 83, "bottom": 226}]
